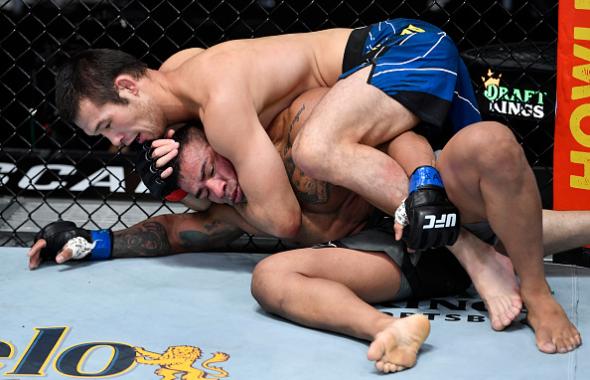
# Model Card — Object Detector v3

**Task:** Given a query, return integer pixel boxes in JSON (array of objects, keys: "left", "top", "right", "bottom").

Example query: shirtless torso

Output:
[
  {"left": 167, "top": 29, "right": 351, "bottom": 128},
  {"left": 266, "top": 87, "right": 373, "bottom": 244},
  {"left": 155, "top": 29, "right": 353, "bottom": 238}
]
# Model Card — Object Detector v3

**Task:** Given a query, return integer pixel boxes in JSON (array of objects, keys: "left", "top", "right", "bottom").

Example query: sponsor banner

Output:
[
  {"left": 480, "top": 69, "right": 549, "bottom": 121},
  {"left": 0, "top": 298, "right": 500, "bottom": 378},
  {"left": 381, "top": 297, "right": 518, "bottom": 323},
  {"left": 554, "top": 0, "right": 590, "bottom": 209},
  {"left": 464, "top": 46, "right": 557, "bottom": 170},
  {"left": 0, "top": 326, "right": 231, "bottom": 379},
  {"left": 0, "top": 151, "right": 152, "bottom": 200}
]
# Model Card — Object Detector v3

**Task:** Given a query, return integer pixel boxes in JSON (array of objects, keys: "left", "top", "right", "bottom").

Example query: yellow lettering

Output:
[
  {"left": 572, "top": 64, "right": 590, "bottom": 100},
  {"left": 574, "top": 27, "right": 590, "bottom": 41},
  {"left": 572, "top": 86, "right": 590, "bottom": 100},
  {"left": 573, "top": 64, "right": 590, "bottom": 84},
  {"left": 570, "top": 150, "right": 590, "bottom": 189},
  {"left": 574, "top": 43, "right": 590, "bottom": 63},
  {"left": 575, "top": 0, "right": 590, "bottom": 10},
  {"left": 570, "top": 104, "right": 590, "bottom": 147},
  {"left": 572, "top": 45, "right": 590, "bottom": 100}
]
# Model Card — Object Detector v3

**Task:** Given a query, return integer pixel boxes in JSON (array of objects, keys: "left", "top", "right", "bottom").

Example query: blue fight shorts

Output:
[{"left": 341, "top": 19, "right": 481, "bottom": 147}]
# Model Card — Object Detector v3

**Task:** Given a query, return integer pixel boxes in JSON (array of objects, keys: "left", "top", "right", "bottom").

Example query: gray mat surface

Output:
[{"left": 0, "top": 247, "right": 587, "bottom": 379}]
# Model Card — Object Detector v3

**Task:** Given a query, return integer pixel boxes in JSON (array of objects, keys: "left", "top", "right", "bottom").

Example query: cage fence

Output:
[{"left": 0, "top": 0, "right": 557, "bottom": 248}]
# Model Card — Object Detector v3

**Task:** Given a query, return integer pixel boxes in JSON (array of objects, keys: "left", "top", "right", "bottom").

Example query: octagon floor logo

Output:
[{"left": 0, "top": 326, "right": 231, "bottom": 379}]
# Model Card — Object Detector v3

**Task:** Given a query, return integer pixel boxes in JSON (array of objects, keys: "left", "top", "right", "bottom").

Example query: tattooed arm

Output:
[
  {"left": 27, "top": 204, "right": 253, "bottom": 269},
  {"left": 112, "top": 205, "right": 249, "bottom": 258}
]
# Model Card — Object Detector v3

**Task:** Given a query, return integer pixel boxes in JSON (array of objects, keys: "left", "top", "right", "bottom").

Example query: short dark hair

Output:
[
  {"left": 173, "top": 123, "right": 206, "bottom": 182},
  {"left": 55, "top": 49, "right": 148, "bottom": 122}
]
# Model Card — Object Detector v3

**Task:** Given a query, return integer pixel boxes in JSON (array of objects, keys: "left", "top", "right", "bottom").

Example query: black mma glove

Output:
[
  {"left": 396, "top": 166, "right": 460, "bottom": 250},
  {"left": 35, "top": 221, "right": 112, "bottom": 262},
  {"left": 135, "top": 142, "right": 187, "bottom": 202}
]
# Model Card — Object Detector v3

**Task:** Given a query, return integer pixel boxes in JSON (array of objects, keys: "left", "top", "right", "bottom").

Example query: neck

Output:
[{"left": 146, "top": 69, "right": 200, "bottom": 125}]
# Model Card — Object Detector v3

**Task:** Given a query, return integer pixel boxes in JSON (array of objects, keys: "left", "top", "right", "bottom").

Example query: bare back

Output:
[
  {"left": 164, "top": 28, "right": 351, "bottom": 239},
  {"left": 171, "top": 28, "right": 351, "bottom": 126}
]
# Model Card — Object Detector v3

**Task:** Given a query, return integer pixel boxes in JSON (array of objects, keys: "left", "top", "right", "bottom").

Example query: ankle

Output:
[{"left": 371, "top": 314, "right": 397, "bottom": 339}]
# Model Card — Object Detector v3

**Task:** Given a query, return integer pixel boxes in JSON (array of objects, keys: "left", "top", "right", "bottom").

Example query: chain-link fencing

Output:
[{"left": 0, "top": 0, "right": 558, "bottom": 248}]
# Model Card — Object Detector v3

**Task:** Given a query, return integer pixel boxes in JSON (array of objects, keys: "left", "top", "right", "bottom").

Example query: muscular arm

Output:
[
  {"left": 203, "top": 96, "right": 302, "bottom": 239},
  {"left": 111, "top": 205, "right": 247, "bottom": 258},
  {"left": 385, "top": 131, "right": 436, "bottom": 177}
]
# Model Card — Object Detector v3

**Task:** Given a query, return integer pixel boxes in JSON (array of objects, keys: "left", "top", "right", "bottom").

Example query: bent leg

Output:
[
  {"left": 251, "top": 247, "right": 429, "bottom": 373},
  {"left": 292, "top": 66, "right": 420, "bottom": 215},
  {"left": 438, "top": 121, "right": 581, "bottom": 353}
]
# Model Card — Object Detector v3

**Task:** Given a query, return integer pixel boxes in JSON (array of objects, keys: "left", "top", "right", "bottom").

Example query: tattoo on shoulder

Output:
[
  {"left": 285, "top": 104, "right": 305, "bottom": 150},
  {"left": 113, "top": 221, "right": 171, "bottom": 258},
  {"left": 282, "top": 103, "right": 331, "bottom": 204}
]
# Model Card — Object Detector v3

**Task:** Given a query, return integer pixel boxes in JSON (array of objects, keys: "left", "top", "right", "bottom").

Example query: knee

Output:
[
  {"left": 483, "top": 122, "right": 525, "bottom": 169},
  {"left": 469, "top": 122, "right": 527, "bottom": 180},
  {"left": 251, "top": 258, "right": 287, "bottom": 313},
  {"left": 292, "top": 134, "right": 331, "bottom": 179}
]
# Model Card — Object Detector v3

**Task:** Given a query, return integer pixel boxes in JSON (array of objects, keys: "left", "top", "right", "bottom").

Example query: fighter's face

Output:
[
  {"left": 75, "top": 95, "right": 166, "bottom": 146},
  {"left": 177, "top": 138, "right": 244, "bottom": 206}
]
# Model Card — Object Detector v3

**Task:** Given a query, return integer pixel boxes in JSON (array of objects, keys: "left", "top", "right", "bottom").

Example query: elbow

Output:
[{"left": 271, "top": 210, "right": 301, "bottom": 239}]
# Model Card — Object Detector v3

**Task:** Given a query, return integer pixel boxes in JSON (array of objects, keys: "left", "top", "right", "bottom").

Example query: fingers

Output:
[
  {"left": 394, "top": 222, "right": 404, "bottom": 241},
  {"left": 393, "top": 223, "right": 414, "bottom": 252},
  {"left": 28, "top": 239, "right": 46, "bottom": 257},
  {"left": 165, "top": 128, "right": 176, "bottom": 138},
  {"left": 155, "top": 149, "right": 178, "bottom": 168},
  {"left": 149, "top": 140, "right": 179, "bottom": 168},
  {"left": 27, "top": 239, "right": 46, "bottom": 270},
  {"left": 160, "top": 167, "right": 174, "bottom": 179},
  {"left": 150, "top": 139, "right": 178, "bottom": 149},
  {"left": 55, "top": 247, "right": 74, "bottom": 264}
]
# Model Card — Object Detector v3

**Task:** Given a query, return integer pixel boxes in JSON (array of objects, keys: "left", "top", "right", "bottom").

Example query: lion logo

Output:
[{"left": 134, "top": 345, "right": 230, "bottom": 380}]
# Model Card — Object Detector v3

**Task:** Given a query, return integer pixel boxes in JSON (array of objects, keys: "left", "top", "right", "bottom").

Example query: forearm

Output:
[
  {"left": 385, "top": 131, "right": 436, "bottom": 177},
  {"left": 112, "top": 217, "right": 174, "bottom": 258},
  {"left": 111, "top": 207, "right": 246, "bottom": 258}
]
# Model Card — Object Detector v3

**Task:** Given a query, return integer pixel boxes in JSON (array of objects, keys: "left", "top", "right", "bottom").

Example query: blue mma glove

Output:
[
  {"left": 135, "top": 142, "right": 187, "bottom": 201},
  {"left": 35, "top": 221, "right": 112, "bottom": 262},
  {"left": 400, "top": 166, "right": 460, "bottom": 250}
]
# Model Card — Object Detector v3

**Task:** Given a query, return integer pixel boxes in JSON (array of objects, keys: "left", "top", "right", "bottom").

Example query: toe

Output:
[
  {"left": 375, "top": 360, "right": 385, "bottom": 372},
  {"left": 367, "top": 339, "right": 383, "bottom": 362},
  {"left": 537, "top": 340, "right": 557, "bottom": 354},
  {"left": 535, "top": 330, "right": 557, "bottom": 353}
]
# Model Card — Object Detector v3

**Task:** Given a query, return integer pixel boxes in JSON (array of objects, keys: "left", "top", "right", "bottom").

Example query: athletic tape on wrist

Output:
[
  {"left": 409, "top": 166, "right": 443, "bottom": 193},
  {"left": 89, "top": 230, "right": 112, "bottom": 260},
  {"left": 64, "top": 237, "right": 96, "bottom": 260},
  {"left": 394, "top": 199, "right": 409, "bottom": 226}
]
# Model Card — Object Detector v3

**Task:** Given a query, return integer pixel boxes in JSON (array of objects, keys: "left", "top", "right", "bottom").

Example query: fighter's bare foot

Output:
[
  {"left": 523, "top": 289, "right": 582, "bottom": 353},
  {"left": 457, "top": 232, "right": 522, "bottom": 330},
  {"left": 367, "top": 314, "right": 430, "bottom": 373}
]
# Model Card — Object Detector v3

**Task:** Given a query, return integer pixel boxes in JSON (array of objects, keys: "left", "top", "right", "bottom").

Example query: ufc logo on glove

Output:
[
  {"left": 398, "top": 166, "right": 461, "bottom": 250},
  {"left": 422, "top": 213, "right": 458, "bottom": 229}
]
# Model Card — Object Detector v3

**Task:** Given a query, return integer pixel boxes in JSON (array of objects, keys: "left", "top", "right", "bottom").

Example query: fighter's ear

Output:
[{"left": 114, "top": 74, "right": 139, "bottom": 96}]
